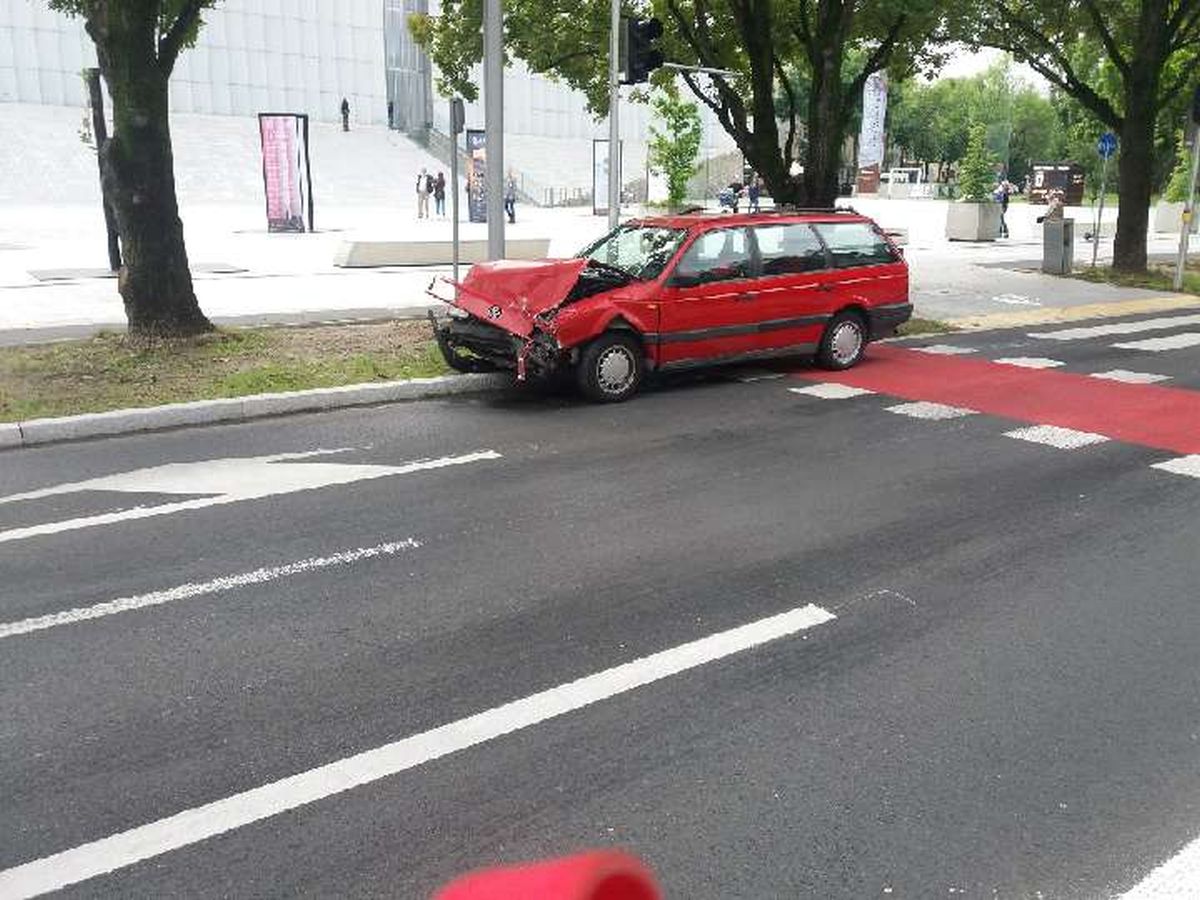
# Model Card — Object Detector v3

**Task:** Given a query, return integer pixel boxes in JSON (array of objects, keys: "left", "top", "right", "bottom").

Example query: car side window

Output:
[
  {"left": 753, "top": 223, "right": 827, "bottom": 276},
  {"left": 672, "top": 228, "right": 753, "bottom": 286},
  {"left": 811, "top": 222, "right": 899, "bottom": 268}
]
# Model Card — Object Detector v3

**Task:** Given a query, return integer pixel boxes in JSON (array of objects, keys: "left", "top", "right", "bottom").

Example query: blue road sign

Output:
[{"left": 1098, "top": 132, "right": 1118, "bottom": 159}]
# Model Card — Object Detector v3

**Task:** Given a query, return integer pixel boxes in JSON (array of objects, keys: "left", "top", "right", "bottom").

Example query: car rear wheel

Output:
[
  {"left": 576, "top": 331, "right": 643, "bottom": 402},
  {"left": 817, "top": 311, "right": 867, "bottom": 370}
]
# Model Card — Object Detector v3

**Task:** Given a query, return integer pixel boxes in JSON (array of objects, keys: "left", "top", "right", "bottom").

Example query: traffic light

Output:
[{"left": 621, "top": 17, "right": 664, "bottom": 85}]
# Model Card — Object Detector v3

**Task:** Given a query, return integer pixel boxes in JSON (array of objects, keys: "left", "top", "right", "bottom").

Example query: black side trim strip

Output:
[
  {"left": 657, "top": 343, "right": 818, "bottom": 372},
  {"left": 647, "top": 314, "right": 830, "bottom": 345}
]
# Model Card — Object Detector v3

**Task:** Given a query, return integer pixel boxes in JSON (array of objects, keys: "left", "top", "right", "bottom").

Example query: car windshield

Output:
[{"left": 578, "top": 225, "right": 687, "bottom": 281}]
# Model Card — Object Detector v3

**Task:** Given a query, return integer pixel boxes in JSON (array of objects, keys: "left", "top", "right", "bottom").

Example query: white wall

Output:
[{"left": 0, "top": 0, "right": 387, "bottom": 124}]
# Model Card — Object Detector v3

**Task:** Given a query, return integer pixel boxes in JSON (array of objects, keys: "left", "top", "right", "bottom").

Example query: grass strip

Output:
[{"left": 0, "top": 320, "right": 449, "bottom": 423}]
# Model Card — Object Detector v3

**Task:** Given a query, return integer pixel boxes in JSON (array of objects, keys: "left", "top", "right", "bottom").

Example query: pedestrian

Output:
[
  {"left": 995, "top": 179, "right": 1012, "bottom": 237},
  {"left": 748, "top": 178, "right": 761, "bottom": 213},
  {"left": 504, "top": 171, "right": 517, "bottom": 224},
  {"left": 1037, "top": 189, "right": 1065, "bottom": 224},
  {"left": 434, "top": 171, "right": 446, "bottom": 217},
  {"left": 340, "top": 97, "right": 350, "bottom": 132},
  {"left": 416, "top": 167, "right": 431, "bottom": 219},
  {"left": 387, "top": 100, "right": 394, "bottom": 129}
]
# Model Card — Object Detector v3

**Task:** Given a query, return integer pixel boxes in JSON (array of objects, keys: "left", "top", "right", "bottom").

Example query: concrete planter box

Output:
[
  {"left": 1154, "top": 200, "right": 1198, "bottom": 235},
  {"left": 946, "top": 201, "right": 1001, "bottom": 242}
]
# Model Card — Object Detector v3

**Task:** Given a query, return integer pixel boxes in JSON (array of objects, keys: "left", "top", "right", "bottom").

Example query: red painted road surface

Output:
[{"left": 794, "top": 345, "right": 1200, "bottom": 455}]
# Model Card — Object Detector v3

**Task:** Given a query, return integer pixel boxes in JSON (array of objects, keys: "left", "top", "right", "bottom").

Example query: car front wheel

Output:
[
  {"left": 817, "top": 311, "right": 867, "bottom": 370},
  {"left": 576, "top": 331, "right": 643, "bottom": 402}
]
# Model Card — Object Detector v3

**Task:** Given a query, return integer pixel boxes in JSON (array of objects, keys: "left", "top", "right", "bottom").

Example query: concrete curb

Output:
[{"left": 4, "top": 372, "right": 511, "bottom": 450}]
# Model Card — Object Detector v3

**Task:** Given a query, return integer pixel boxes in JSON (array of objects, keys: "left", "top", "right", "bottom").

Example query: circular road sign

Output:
[{"left": 1098, "top": 132, "right": 1118, "bottom": 159}]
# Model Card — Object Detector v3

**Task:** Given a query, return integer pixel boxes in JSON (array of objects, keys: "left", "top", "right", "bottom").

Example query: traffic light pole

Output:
[
  {"left": 1172, "top": 125, "right": 1200, "bottom": 291},
  {"left": 607, "top": 0, "right": 620, "bottom": 230},
  {"left": 485, "top": 0, "right": 504, "bottom": 260}
]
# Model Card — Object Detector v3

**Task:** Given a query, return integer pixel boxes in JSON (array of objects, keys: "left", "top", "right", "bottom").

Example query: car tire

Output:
[
  {"left": 817, "top": 310, "right": 867, "bottom": 370},
  {"left": 576, "top": 331, "right": 643, "bottom": 402}
]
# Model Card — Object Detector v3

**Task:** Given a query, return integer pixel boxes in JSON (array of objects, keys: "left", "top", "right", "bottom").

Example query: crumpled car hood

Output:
[{"left": 452, "top": 258, "right": 589, "bottom": 338}]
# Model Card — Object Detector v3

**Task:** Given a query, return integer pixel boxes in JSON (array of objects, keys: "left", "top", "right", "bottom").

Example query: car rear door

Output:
[
  {"left": 810, "top": 220, "right": 908, "bottom": 321},
  {"left": 745, "top": 221, "right": 838, "bottom": 353},
  {"left": 655, "top": 226, "right": 763, "bottom": 366}
]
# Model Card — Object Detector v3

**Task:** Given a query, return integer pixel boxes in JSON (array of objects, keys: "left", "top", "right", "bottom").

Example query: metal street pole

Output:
[
  {"left": 1091, "top": 155, "right": 1109, "bottom": 269},
  {"left": 1173, "top": 126, "right": 1200, "bottom": 291},
  {"left": 450, "top": 101, "right": 461, "bottom": 291},
  {"left": 484, "top": 0, "right": 504, "bottom": 260},
  {"left": 607, "top": 0, "right": 620, "bottom": 230}
]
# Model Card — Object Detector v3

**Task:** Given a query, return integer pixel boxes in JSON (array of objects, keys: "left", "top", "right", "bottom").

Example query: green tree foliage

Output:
[
  {"left": 888, "top": 59, "right": 1058, "bottom": 186},
  {"left": 960, "top": 0, "right": 1200, "bottom": 271},
  {"left": 648, "top": 89, "right": 702, "bottom": 209},
  {"left": 413, "top": 0, "right": 951, "bottom": 207},
  {"left": 1163, "top": 131, "right": 1195, "bottom": 203},
  {"left": 50, "top": 0, "right": 217, "bottom": 337},
  {"left": 956, "top": 123, "right": 996, "bottom": 201}
]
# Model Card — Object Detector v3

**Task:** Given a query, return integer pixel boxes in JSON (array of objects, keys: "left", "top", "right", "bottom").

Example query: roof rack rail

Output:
[{"left": 759, "top": 204, "right": 859, "bottom": 215}]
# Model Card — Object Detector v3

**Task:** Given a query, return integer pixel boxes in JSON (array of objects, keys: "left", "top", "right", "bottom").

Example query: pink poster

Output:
[{"left": 258, "top": 114, "right": 312, "bottom": 232}]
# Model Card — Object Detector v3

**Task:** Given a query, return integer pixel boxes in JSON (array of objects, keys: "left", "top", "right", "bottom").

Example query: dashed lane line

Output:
[
  {"left": 789, "top": 384, "right": 874, "bottom": 399},
  {"left": 1090, "top": 370, "right": 1171, "bottom": 384},
  {"left": 994, "top": 357, "right": 1065, "bottom": 369},
  {"left": 1028, "top": 313, "right": 1200, "bottom": 341},
  {"left": 910, "top": 344, "right": 978, "bottom": 356},
  {"left": 1151, "top": 456, "right": 1200, "bottom": 480},
  {"left": 1003, "top": 425, "right": 1110, "bottom": 450},
  {"left": 0, "top": 539, "right": 421, "bottom": 640},
  {"left": 1112, "top": 333, "right": 1200, "bottom": 352},
  {"left": 0, "top": 603, "right": 837, "bottom": 899},
  {"left": 1121, "top": 830, "right": 1200, "bottom": 897},
  {"left": 885, "top": 401, "right": 977, "bottom": 420}
]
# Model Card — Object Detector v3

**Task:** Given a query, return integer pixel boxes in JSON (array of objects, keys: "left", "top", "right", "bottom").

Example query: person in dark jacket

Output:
[
  {"left": 434, "top": 172, "right": 447, "bottom": 217},
  {"left": 340, "top": 98, "right": 350, "bottom": 132}
]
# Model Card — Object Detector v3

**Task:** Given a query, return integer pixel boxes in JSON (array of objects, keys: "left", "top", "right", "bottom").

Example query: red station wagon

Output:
[{"left": 429, "top": 208, "right": 911, "bottom": 401}]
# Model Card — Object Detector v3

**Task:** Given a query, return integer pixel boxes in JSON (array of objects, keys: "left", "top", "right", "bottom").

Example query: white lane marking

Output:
[
  {"left": 0, "top": 539, "right": 421, "bottom": 640},
  {"left": 1004, "top": 425, "right": 1110, "bottom": 450},
  {"left": 0, "top": 450, "right": 501, "bottom": 545},
  {"left": 1151, "top": 456, "right": 1200, "bottom": 479},
  {"left": 994, "top": 357, "right": 1065, "bottom": 369},
  {"left": 1029, "top": 313, "right": 1200, "bottom": 341},
  {"left": 1090, "top": 369, "right": 1171, "bottom": 384},
  {"left": 911, "top": 344, "right": 977, "bottom": 355},
  {"left": 991, "top": 293, "right": 1041, "bottom": 307},
  {"left": 1113, "top": 333, "right": 1200, "bottom": 352},
  {"left": 789, "top": 384, "right": 874, "bottom": 399},
  {"left": 0, "top": 604, "right": 837, "bottom": 899},
  {"left": 885, "top": 402, "right": 977, "bottom": 420},
  {"left": 1121, "top": 832, "right": 1200, "bottom": 897}
]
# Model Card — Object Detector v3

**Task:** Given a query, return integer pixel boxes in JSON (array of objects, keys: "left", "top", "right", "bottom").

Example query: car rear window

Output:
[
  {"left": 811, "top": 222, "right": 898, "bottom": 268},
  {"left": 753, "top": 223, "right": 827, "bottom": 275}
]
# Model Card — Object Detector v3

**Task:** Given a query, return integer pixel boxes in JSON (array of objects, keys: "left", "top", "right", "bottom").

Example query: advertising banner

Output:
[
  {"left": 857, "top": 72, "right": 888, "bottom": 170},
  {"left": 466, "top": 129, "right": 487, "bottom": 223},
  {"left": 258, "top": 113, "right": 313, "bottom": 233}
]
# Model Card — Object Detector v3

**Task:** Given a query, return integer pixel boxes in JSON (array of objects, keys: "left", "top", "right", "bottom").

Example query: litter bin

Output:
[{"left": 1042, "top": 218, "right": 1074, "bottom": 274}]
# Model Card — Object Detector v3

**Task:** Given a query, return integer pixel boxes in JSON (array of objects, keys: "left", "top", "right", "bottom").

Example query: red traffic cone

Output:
[{"left": 433, "top": 850, "right": 661, "bottom": 900}]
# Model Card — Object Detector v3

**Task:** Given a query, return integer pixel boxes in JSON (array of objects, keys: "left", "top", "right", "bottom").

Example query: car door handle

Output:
[
  {"left": 735, "top": 292, "right": 756, "bottom": 301},
  {"left": 819, "top": 283, "right": 835, "bottom": 292}
]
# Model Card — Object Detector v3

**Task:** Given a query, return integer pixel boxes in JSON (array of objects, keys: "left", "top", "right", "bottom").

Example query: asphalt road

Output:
[{"left": 3, "top": 311, "right": 1200, "bottom": 898}]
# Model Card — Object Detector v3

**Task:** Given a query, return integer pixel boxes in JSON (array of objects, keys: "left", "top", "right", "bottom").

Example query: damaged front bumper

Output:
[{"left": 426, "top": 279, "right": 564, "bottom": 380}]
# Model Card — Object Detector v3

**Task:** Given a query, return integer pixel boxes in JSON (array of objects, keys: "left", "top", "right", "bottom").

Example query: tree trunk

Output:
[
  {"left": 91, "top": 19, "right": 211, "bottom": 337},
  {"left": 802, "top": 43, "right": 845, "bottom": 206}
]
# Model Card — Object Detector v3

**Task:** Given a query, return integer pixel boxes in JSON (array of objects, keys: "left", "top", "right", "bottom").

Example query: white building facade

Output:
[{"left": 1, "top": 0, "right": 735, "bottom": 198}]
